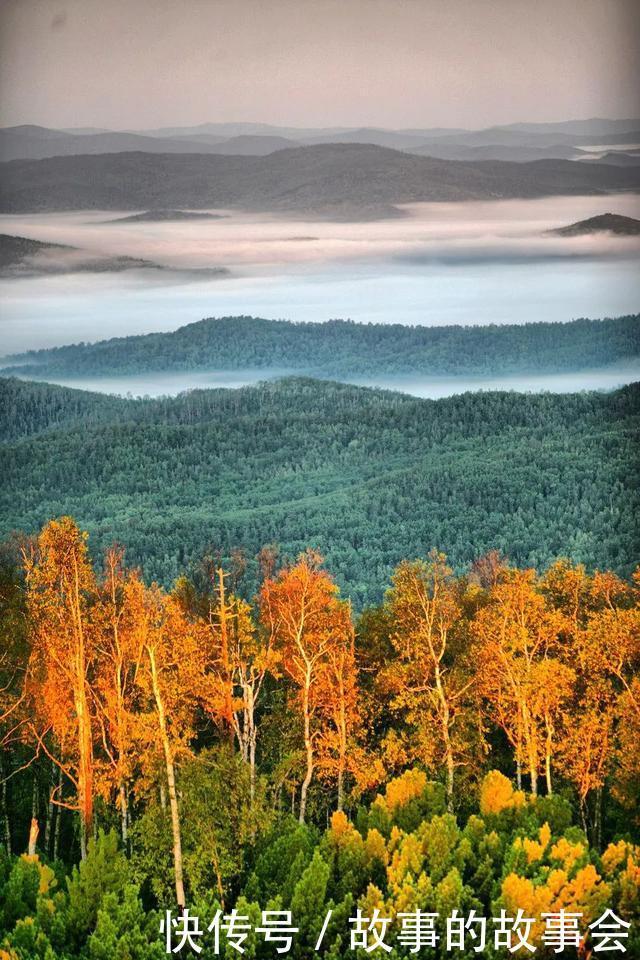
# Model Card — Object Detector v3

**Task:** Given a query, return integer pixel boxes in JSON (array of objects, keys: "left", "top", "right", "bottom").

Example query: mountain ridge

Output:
[
  {"left": 4, "top": 314, "right": 639, "bottom": 379},
  {"left": 2, "top": 375, "right": 637, "bottom": 601},
  {"left": 2, "top": 143, "right": 639, "bottom": 217}
]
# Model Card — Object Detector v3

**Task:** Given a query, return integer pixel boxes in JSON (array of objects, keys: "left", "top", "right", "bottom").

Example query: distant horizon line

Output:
[{"left": 3, "top": 115, "right": 640, "bottom": 135}]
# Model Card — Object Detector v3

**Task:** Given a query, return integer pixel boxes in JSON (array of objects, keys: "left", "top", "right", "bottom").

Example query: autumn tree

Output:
[
  {"left": 557, "top": 569, "right": 640, "bottom": 843},
  {"left": 473, "top": 568, "right": 568, "bottom": 796},
  {"left": 200, "top": 568, "right": 277, "bottom": 803},
  {"left": 259, "top": 552, "right": 354, "bottom": 823},
  {"left": 382, "top": 551, "right": 475, "bottom": 810},
  {"left": 93, "top": 548, "right": 144, "bottom": 846},
  {"left": 315, "top": 623, "right": 360, "bottom": 810},
  {"left": 23, "top": 518, "right": 97, "bottom": 859},
  {"left": 0, "top": 540, "right": 29, "bottom": 856},
  {"left": 128, "top": 575, "right": 203, "bottom": 909}
]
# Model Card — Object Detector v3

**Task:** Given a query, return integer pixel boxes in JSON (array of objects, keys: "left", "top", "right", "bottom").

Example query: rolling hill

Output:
[
  {"left": 0, "top": 233, "right": 229, "bottom": 279},
  {"left": 2, "top": 144, "right": 639, "bottom": 217},
  {"left": 3, "top": 314, "right": 639, "bottom": 379},
  {"left": 0, "top": 124, "right": 230, "bottom": 161},
  {"left": 1, "top": 376, "right": 637, "bottom": 603},
  {"left": 550, "top": 213, "right": 640, "bottom": 236}
]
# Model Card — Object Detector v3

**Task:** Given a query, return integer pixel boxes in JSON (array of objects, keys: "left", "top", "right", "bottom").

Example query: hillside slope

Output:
[
  {"left": 1, "top": 376, "right": 637, "bottom": 603},
  {"left": 550, "top": 213, "right": 640, "bottom": 236},
  {"left": 4, "top": 314, "right": 639, "bottom": 379},
  {"left": 1, "top": 144, "right": 639, "bottom": 215}
]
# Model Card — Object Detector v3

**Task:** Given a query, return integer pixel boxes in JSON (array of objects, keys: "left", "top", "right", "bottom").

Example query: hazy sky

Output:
[{"left": 1, "top": 0, "right": 639, "bottom": 130}]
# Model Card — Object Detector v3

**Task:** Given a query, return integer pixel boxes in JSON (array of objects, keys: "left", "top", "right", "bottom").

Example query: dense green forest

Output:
[
  {"left": 1, "top": 376, "right": 638, "bottom": 605},
  {"left": 3, "top": 314, "right": 639, "bottom": 379},
  {"left": 0, "top": 522, "right": 638, "bottom": 958}
]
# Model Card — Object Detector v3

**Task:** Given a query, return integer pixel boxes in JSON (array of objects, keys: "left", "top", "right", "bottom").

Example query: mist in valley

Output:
[{"left": 1, "top": 194, "right": 639, "bottom": 398}]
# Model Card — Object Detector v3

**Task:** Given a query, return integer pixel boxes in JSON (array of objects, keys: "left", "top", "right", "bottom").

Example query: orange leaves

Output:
[
  {"left": 260, "top": 551, "right": 352, "bottom": 687},
  {"left": 479, "top": 770, "right": 525, "bottom": 817},
  {"left": 259, "top": 552, "right": 358, "bottom": 818},
  {"left": 501, "top": 856, "right": 611, "bottom": 947},
  {"left": 24, "top": 518, "right": 97, "bottom": 853},
  {"left": 382, "top": 552, "right": 473, "bottom": 805},
  {"left": 377, "top": 769, "right": 428, "bottom": 815}
]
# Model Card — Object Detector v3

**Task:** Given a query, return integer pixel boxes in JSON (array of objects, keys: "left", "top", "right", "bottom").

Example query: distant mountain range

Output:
[
  {"left": 3, "top": 314, "right": 638, "bottom": 379},
  {"left": 2, "top": 144, "right": 640, "bottom": 217},
  {"left": 2, "top": 117, "right": 639, "bottom": 163}
]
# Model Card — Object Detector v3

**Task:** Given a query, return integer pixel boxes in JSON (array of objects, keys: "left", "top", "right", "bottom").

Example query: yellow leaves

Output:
[
  {"left": 553, "top": 864, "right": 610, "bottom": 922},
  {"left": 479, "top": 770, "right": 525, "bottom": 816},
  {"left": 355, "top": 756, "right": 388, "bottom": 794},
  {"left": 602, "top": 839, "right": 630, "bottom": 874},
  {"left": 501, "top": 861, "right": 611, "bottom": 948},
  {"left": 328, "top": 810, "right": 366, "bottom": 852},
  {"left": 20, "top": 854, "right": 57, "bottom": 895},
  {"left": 390, "top": 871, "right": 432, "bottom": 916},
  {"left": 617, "top": 853, "right": 640, "bottom": 919},
  {"left": 378, "top": 768, "right": 427, "bottom": 813},
  {"left": 502, "top": 873, "right": 551, "bottom": 946},
  {"left": 330, "top": 809, "right": 350, "bottom": 837},
  {"left": 602, "top": 839, "right": 640, "bottom": 876},
  {"left": 601, "top": 841, "right": 640, "bottom": 919},
  {"left": 550, "top": 836, "right": 585, "bottom": 872},
  {"left": 388, "top": 825, "right": 402, "bottom": 854},
  {"left": 365, "top": 828, "right": 389, "bottom": 868},
  {"left": 387, "top": 833, "right": 424, "bottom": 891},
  {"left": 380, "top": 730, "right": 409, "bottom": 771},
  {"left": 358, "top": 881, "right": 387, "bottom": 917},
  {"left": 519, "top": 823, "right": 551, "bottom": 864},
  {"left": 539, "top": 822, "right": 551, "bottom": 849}
]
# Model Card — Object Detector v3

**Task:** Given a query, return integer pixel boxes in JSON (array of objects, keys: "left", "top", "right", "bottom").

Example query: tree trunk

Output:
[
  {"left": 336, "top": 666, "right": 348, "bottom": 813},
  {"left": 433, "top": 662, "right": 455, "bottom": 810},
  {"left": 1, "top": 757, "right": 11, "bottom": 856},
  {"left": 217, "top": 568, "right": 236, "bottom": 748},
  {"left": 27, "top": 818, "right": 39, "bottom": 856},
  {"left": 44, "top": 761, "right": 55, "bottom": 854},
  {"left": 28, "top": 776, "right": 39, "bottom": 855},
  {"left": 249, "top": 724, "right": 257, "bottom": 806},
  {"left": 593, "top": 787, "right": 603, "bottom": 852},
  {"left": 53, "top": 767, "right": 63, "bottom": 860},
  {"left": 580, "top": 795, "right": 588, "bottom": 838},
  {"left": 544, "top": 716, "right": 553, "bottom": 795},
  {"left": 148, "top": 646, "right": 186, "bottom": 910},
  {"left": 299, "top": 673, "right": 314, "bottom": 824},
  {"left": 545, "top": 751, "right": 552, "bottom": 796},
  {"left": 72, "top": 555, "right": 94, "bottom": 860},
  {"left": 119, "top": 781, "right": 129, "bottom": 847},
  {"left": 244, "top": 682, "right": 257, "bottom": 805},
  {"left": 528, "top": 752, "right": 538, "bottom": 797},
  {"left": 522, "top": 705, "right": 537, "bottom": 796}
]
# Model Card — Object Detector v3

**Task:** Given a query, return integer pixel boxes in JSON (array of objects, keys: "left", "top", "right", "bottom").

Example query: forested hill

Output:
[
  {"left": 2, "top": 145, "right": 640, "bottom": 216},
  {"left": 1, "top": 376, "right": 638, "bottom": 604},
  {"left": 3, "top": 313, "right": 640, "bottom": 379}
]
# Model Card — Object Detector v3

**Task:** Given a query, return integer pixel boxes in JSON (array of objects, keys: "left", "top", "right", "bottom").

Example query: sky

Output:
[{"left": 0, "top": 0, "right": 639, "bottom": 131}]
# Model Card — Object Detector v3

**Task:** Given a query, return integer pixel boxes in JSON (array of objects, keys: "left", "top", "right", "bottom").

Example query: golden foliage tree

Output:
[
  {"left": 128, "top": 575, "right": 204, "bottom": 909},
  {"left": 383, "top": 552, "right": 475, "bottom": 809},
  {"left": 473, "top": 569, "right": 568, "bottom": 796},
  {"left": 23, "top": 518, "right": 97, "bottom": 859},
  {"left": 259, "top": 551, "right": 354, "bottom": 822}
]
